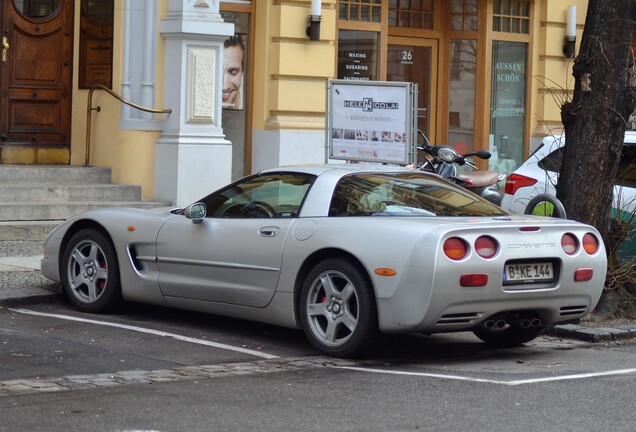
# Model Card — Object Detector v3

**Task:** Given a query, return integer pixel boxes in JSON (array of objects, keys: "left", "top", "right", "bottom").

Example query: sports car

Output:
[{"left": 41, "top": 164, "right": 607, "bottom": 357}]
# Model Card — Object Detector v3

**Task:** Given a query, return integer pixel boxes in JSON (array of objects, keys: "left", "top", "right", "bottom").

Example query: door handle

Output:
[
  {"left": 2, "top": 37, "right": 8, "bottom": 62},
  {"left": 258, "top": 226, "right": 280, "bottom": 237}
]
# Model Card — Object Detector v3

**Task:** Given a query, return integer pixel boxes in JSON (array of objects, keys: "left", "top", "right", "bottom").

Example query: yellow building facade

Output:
[{"left": 0, "top": 0, "right": 585, "bottom": 206}]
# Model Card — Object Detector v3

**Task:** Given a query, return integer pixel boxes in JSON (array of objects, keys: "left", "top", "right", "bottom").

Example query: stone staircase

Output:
[{"left": 0, "top": 165, "right": 172, "bottom": 241}]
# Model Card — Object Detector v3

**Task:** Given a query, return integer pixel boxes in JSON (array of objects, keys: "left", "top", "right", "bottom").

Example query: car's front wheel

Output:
[
  {"left": 61, "top": 228, "right": 121, "bottom": 313},
  {"left": 299, "top": 258, "right": 379, "bottom": 357},
  {"left": 473, "top": 325, "right": 544, "bottom": 347}
]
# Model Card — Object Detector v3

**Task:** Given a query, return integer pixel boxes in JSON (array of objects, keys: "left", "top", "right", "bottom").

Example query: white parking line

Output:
[
  {"left": 335, "top": 365, "right": 636, "bottom": 386},
  {"left": 10, "top": 308, "right": 279, "bottom": 360}
]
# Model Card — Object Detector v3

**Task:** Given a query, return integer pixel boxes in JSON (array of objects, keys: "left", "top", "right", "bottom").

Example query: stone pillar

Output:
[{"left": 155, "top": 0, "right": 234, "bottom": 206}]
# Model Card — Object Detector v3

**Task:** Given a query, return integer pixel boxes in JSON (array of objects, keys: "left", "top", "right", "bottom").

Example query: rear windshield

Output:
[{"left": 329, "top": 172, "right": 507, "bottom": 217}]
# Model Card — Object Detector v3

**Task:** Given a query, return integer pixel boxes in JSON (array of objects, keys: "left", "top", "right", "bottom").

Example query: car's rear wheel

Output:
[
  {"left": 473, "top": 325, "right": 544, "bottom": 347},
  {"left": 300, "top": 258, "right": 378, "bottom": 357},
  {"left": 61, "top": 228, "right": 121, "bottom": 313}
]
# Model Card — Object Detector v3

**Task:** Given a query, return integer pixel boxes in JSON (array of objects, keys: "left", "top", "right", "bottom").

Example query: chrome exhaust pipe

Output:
[
  {"left": 495, "top": 320, "right": 507, "bottom": 329},
  {"left": 531, "top": 318, "right": 542, "bottom": 327},
  {"left": 510, "top": 317, "right": 532, "bottom": 328}
]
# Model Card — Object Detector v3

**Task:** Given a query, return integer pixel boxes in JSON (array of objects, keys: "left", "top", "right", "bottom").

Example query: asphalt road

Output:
[{"left": 2, "top": 300, "right": 636, "bottom": 431}]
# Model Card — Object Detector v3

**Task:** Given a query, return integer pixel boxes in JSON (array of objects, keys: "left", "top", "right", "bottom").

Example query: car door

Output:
[{"left": 155, "top": 172, "right": 314, "bottom": 308}]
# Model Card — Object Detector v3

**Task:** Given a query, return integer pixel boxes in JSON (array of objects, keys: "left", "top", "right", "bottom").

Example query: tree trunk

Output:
[{"left": 558, "top": 0, "right": 636, "bottom": 247}]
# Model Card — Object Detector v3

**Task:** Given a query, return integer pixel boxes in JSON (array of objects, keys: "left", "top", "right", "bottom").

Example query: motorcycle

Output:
[{"left": 415, "top": 130, "right": 503, "bottom": 205}]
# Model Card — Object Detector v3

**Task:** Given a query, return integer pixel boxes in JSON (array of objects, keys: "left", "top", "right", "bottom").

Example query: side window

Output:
[
  {"left": 201, "top": 173, "right": 315, "bottom": 218},
  {"left": 617, "top": 144, "right": 636, "bottom": 187},
  {"left": 538, "top": 149, "right": 563, "bottom": 173}
]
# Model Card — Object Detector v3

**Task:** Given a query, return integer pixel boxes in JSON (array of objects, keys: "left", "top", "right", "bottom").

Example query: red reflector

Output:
[
  {"left": 444, "top": 237, "right": 468, "bottom": 260},
  {"left": 519, "top": 227, "right": 540, "bottom": 232},
  {"left": 475, "top": 236, "right": 497, "bottom": 259},
  {"left": 504, "top": 174, "right": 538, "bottom": 195},
  {"left": 575, "top": 268, "right": 594, "bottom": 281},
  {"left": 561, "top": 233, "right": 578, "bottom": 255},
  {"left": 582, "top": 233, "right": 599, "bottom": 255},
  {"left": 460, "top": 274, "right": 488, "bottom": 287}
]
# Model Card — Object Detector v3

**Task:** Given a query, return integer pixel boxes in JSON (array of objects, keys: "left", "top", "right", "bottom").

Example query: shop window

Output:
[
  {"left": 451, "top": 0, "right": 478, "bottom": 31},
  {"left": 339, "top": 0, "right": 382, "bottom": 22},
  {"left": 492, "top": 0, "right": 530, "bottom": 34},
  {"left": 221, "top": 10, "right": 251, "bottom": 180},
  {"left": 388, "top": 0, "right": 434, "bottom": 29},
  {"left": 490, "top": 41, "right": 527, "bottom": 174},
  {"left": 337, "top": 30, "right": 379, "bottom": 81}
]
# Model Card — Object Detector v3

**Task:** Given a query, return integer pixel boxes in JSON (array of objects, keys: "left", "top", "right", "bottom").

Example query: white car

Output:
[{"left": 501, "top": 132, "right": 636, "bottom": 216}]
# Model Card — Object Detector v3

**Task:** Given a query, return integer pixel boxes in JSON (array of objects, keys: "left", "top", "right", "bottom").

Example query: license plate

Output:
[{"left": 504, "top": 262, "right": 553, "bottom": 283}]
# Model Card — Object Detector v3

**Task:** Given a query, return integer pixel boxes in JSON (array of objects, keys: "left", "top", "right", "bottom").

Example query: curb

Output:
[
  {"left": 0, "top": 291, "right": 62, "bottom": 308},
  {"left": 545, "top": 324, "right": 636, "bottom": 343}
]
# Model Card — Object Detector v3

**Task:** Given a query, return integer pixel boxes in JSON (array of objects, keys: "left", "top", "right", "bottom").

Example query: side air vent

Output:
[
  {"left": 128, "top": 247, "right": 144, "bottom": 272},
  {"left": 560, "top": 305, "right": 588, "bottom": 316},
  {"left": 437, "top": 313, "right": 482, "bottom": 325}
]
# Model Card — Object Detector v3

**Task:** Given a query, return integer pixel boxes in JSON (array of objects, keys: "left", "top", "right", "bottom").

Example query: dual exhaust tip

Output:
[{"left": 482, "top": 316, "right": 542, "bottom": 329}]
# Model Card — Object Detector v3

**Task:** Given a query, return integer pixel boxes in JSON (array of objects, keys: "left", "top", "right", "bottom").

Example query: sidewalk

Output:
[
  {"left": 1, "top": 240, "right": 635, "bottom": 343},
  {"left": 0, "top": 241, "right": 61, "bottom": 307}
]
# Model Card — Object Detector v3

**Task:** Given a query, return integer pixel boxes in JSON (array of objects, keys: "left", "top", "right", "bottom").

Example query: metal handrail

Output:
[{"left": 85, "top": 84, "right": 172, "bottom": 166}]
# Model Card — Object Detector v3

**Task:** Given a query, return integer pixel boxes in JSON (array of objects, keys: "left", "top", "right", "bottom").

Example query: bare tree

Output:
[{"left": 559, "top": 1, "right": 636, "bottom": 243}]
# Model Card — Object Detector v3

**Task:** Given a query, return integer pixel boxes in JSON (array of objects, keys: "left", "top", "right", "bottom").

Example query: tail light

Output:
[
  {"left": 505, "top": 174, "right": 537, "bottom": 195},
  {"left": 561, "top": 233, "right": 578, "bottom": 255},
  {"left": 582, "top": 233, "right": 599, "bottom": 255},
  {"left": 475, "top": 236, "right": 498, "bottom": 259},
  {"left": 444, "top": 237, "right": 468, "bottom": 260}
]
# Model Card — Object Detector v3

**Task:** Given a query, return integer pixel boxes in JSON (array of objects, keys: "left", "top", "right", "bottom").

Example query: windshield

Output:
[{"left": 329, "top": 172, "right": 507, "bottom": 217}]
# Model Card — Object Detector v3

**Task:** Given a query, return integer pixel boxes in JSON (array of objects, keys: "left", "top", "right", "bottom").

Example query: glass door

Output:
[{"left": 387, "top": 38, "right": 438, "bottom": 143}]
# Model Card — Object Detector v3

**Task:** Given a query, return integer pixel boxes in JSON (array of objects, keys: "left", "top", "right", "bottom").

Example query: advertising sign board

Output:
[{"left": 328, "top": 80, "right": 416, "bottom": 165}]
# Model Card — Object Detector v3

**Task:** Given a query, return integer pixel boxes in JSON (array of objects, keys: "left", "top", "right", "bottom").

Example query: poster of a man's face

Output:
[{"left": 223, "top": 34, "right": 245, "bottom": 110}]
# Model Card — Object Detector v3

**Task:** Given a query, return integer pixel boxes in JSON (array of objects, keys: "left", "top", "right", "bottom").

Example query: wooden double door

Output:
[{"left": 0, "top": 0, "right": 73, "bottom": 164}]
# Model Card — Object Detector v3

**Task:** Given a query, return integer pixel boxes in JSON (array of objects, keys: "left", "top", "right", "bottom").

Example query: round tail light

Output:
[
  {"left": 582, "top": 233, "right": 599, "bottom": 255},
  {"left": 444, "top": 237, "right": 468, "bottom": 260},
  {"left": 475, "top": 236, "right": 498, "bottom": 259},
  {"left": 561, "top": 233, "right": 578, "bottom": 255}
]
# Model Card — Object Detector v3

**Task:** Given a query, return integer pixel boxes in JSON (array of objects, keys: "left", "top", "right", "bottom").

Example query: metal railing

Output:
[{"left": 85, "top": 84, "right": 172, "bottom": 166}]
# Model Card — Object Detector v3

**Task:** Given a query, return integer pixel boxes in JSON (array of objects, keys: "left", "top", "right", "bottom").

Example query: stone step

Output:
[
  {"left": 0, "top": 201, "right": 171, "bottom": 222},
  {"left": 0, "top": 184, "right": 142, "bottom": 202},
  {"left": 0, "top": 221, "right": 63, "bottom": 241},
  {"left": 0, "top": 165, "right": 112, "bottom": 184}
]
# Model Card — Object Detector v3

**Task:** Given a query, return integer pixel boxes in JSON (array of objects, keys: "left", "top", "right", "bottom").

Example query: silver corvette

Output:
[{"left": 41, "top": 164, "right": 607, "bottom": 357}]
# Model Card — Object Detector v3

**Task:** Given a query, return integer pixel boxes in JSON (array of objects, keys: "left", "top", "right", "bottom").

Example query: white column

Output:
[
  {"left": 140, "top": 0, "right": 156, "bottom": 120},
  {"left": 156, "top": 0, "right": 234, "bottom": 206}
]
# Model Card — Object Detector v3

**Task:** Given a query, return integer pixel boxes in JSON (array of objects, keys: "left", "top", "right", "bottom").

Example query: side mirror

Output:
[
  {"left": 184, "top": 202, "right": 207, "bottom": 224},
  {"left": 473, "top": 150, "right": 492, "bottom": 160}
]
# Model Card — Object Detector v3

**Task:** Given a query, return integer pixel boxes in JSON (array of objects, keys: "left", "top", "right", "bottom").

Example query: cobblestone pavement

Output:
[{"left": 0, "top": 357, "right": 355, "bottom": 397}]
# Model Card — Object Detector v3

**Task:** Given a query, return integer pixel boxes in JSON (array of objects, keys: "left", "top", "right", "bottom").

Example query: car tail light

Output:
[
  {"left": 575, "top": 268, "right": 594, "bottom": 281},
  {"left": 475, "top": 236, "right": 498, "bottom": 259},
  {"left": 504, "top": 173, "right": 537, "bottom": 195},
  {"left": 444, "top": 237, "right": 468, "bottom": 260},
  {"left": 561, "top": 233, "right": 578, "bottom": 255},
  {"left": 582, "top": 233, "right": 599, "bottom": 255},
  {"left": 460, "top": 274, "right": 488, "bottom": 287}
]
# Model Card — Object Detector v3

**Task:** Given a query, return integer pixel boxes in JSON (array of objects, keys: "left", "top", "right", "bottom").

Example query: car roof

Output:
[{"left": 542, "top": 130, "right": 636, "bottom": 146}]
